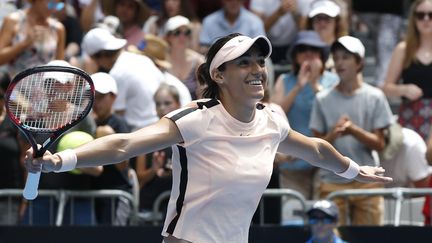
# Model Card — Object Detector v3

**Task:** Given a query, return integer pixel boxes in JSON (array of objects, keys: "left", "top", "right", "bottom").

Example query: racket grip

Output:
[{"left": 23, "top": 170, "right": 41, "bottom": 200}]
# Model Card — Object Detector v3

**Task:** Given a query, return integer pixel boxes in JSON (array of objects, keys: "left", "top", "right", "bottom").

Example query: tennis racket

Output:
[{"left": 5, "top": 65, "right": 95, "bottom": 200}]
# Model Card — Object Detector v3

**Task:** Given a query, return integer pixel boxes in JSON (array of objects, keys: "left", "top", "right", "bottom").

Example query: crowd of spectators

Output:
[{"left": 1, "top": 0, "right": 432, "bottom": 228}]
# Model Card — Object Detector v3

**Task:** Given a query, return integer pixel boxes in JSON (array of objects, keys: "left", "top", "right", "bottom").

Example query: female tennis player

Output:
[{"left": 25, "top": 33, "right": 392, "bottom": 243}]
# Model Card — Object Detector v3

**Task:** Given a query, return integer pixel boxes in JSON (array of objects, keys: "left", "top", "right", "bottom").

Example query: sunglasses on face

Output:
[
  {"left": 170, "top": 29, "right": 192, "bottom": 37},
  {"left": 313, "top": 15, "right": 333, "bottom": 23},
  {"left": 309, "top": 217, "right": 336, "bottom": 225},
  {"left": 415, "top": 11, "right": 432, "bottom": 21},
  {"left": 47, "top": 1, "right": 65, "bottom": 11}
]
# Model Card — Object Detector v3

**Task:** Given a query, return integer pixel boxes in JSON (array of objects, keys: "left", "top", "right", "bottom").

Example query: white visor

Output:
[{"left": 209, "top": 35, "right": 272, "bottom": 80}]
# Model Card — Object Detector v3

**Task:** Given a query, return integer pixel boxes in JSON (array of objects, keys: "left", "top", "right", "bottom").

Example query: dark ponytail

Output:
[{"left": 196, "top": 33, "right": 242, "bottom": 99}]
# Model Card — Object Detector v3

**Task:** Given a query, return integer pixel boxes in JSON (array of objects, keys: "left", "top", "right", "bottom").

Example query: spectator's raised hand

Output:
[{"left": 279, "top": 0, "right": 297, "bottom": 14}]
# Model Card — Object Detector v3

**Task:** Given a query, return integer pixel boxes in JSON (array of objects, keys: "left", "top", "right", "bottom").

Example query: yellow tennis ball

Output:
[
  {"left": 57, "top": 131, "right": 94, "bottom": 175},
  {"left": 57, "top": 131, "right": 94, "bottom": 152}
]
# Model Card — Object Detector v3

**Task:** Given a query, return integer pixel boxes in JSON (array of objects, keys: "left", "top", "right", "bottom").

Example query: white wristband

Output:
[
  {"left": 55, "top": 149, "right": 77, "bottom": 172},
  {"left": 335, "top": 157, "right": 360, "bottom": 179}
]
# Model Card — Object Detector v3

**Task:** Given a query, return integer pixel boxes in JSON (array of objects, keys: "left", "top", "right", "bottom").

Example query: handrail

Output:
[
  {"left": 261, "top": 189, "right": 308, "bottom": 225},
  {"left": 326, "top": 187, "right": 432, "bottom": 226},
  {"left": 0, "top": 189, "right": 138, "bottom": 226}
]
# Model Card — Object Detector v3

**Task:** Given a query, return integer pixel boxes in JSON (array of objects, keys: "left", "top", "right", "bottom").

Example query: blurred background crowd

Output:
[{"left": 1, "top": 0, "right": 432, "bottom": 230}]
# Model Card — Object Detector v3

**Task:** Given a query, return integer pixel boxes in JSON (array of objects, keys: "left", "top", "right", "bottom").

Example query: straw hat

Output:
[{"left": 128, "top": 34, "right": 172, "bottom": 70}]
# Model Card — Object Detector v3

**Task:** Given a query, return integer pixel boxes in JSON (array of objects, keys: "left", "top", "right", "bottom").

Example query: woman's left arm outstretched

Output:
[{"left": 278, "top": 130, "right": 393, "bottom": 183}]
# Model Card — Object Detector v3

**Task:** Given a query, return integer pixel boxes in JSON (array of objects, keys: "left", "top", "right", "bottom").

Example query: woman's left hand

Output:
[{"left": 355, "top": 166, "right": 393, "bottom": 183}]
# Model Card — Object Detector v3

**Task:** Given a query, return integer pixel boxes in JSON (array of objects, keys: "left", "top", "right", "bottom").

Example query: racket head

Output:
[{"left": 5, "top": 65, "right": 95, "bottom": 156}]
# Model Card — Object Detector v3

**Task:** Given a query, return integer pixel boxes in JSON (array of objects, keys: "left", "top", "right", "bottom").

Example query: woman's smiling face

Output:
[{"left": 219, "top": 45, "right": 268, "bottom": 103}]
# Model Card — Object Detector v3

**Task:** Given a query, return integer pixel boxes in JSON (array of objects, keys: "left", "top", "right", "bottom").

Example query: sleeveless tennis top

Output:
[{"left": 162, "top": 99, "right": 290, "bottom": 243}]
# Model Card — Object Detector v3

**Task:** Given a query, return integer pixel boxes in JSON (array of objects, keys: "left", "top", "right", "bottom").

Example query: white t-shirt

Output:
[
  {"left": 380, "top": 128, "right": 432, "bottom": 188},
  {"left": 109, "top": 51, "right": 164, "bottom": 130},
  {"left": 162, "top": 99, "right": 290, "bottom": 243},
  {"left": 250, "top": 0, "right": 311, "bottom": 46}
]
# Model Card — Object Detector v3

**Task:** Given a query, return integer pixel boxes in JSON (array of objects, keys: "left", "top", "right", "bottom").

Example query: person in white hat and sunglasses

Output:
[{"left": 25, "top": 33, "right": 392, "bottom": 243}]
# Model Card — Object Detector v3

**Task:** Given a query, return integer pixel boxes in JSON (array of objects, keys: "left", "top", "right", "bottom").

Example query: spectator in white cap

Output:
[
  {"left": 143, "top": 0, "right": 201, "bottom": 52},
  {"left": 82, "top": 27, "right": 164, "bottom": 131},
  {"left": 90, "top": 72, "right": 133, "bottom": 225},
  {"left": 163, "top": 15, "right": 205, "bottom": 99},
  {"left": 24, "top": 33, "right": 392, "bottom": 242},
  {"left": 310, "top": 36, "right": 393, "bottom": 226},
  {"left": 305, "top": 0, "right": 348, "bottom": 45},
  {"left": 304, "top": 0, "right": 348, "bottom": 71}
]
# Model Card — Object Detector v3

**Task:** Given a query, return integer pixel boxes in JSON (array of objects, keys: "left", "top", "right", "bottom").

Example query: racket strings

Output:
[{"left": 8, "top": 71, "right": 92, "bottom": 131}]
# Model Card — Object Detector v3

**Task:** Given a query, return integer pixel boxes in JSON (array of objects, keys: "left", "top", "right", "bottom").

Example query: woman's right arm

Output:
[{"left": 25, "top": 118, "right": 183, "bottom": 173}]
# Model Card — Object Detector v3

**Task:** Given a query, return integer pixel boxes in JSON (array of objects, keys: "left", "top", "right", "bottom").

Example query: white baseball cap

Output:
[
  {"left": 82, "top": 28, "right": 127, "bottom": 56},
  {"left": 308, "top": 0, "right": 341, "bottom": 18},
  {"left": 91, "top": 72, "right": 118, "bottom": 95},
  {"left": 164, "top": 15, "right": 190, "bottom": 34},
  {"left": 332, "top": 36, "right": 365, "bottom": 58},
  {"left": 43, "top": 60, "right": 74, "bottom": 84},
  {"left": 209, "top": 35, "right": 272, "bottom": 80}
]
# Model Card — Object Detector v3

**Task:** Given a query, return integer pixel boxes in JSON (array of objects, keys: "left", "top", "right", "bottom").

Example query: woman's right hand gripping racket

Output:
[{"left": 5, "top": 65, "right": 94, "bottom": 200}]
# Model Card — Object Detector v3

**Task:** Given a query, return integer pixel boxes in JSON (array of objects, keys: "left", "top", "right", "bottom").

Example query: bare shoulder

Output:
[
  {"left": 4, "top": 11, "right": 21, "bottom": 23},
  {"left": 1, "top": 11, "right": 20, "bottom": 29},
  {"left": 394, "top": 41, "right": 407, "bottom": 55},
  {"left": 48, "top": 17, "right": 65, "bottom": 32}
]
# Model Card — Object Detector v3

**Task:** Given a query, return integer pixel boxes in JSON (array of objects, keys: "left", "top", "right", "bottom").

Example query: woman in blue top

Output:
[{"left": 272, "top": 31, "right": 339, "bottom": 214}]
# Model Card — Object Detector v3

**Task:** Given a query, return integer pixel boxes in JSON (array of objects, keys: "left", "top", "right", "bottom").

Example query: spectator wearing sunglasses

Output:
[
  {"left": 382, "top": 0, "right": 432, "bottom": 141},
  {"left": 306, "top": 200, "right": 347, "bottom": 243},
  {"left": 271, "top": 31, "right": 338, "bottom": 224},
  {"left": 143, "top": 0, "right": 202, "bottom": 52},
  {"left": 164, "top": 15, "right": 205, "bottom": 99}
]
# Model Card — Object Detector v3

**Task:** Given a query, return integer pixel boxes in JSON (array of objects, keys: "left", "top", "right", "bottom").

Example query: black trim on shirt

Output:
[
  {"left": 166, "top": 145, "right": 188, "bottom": 234},
  {"left": 170, "top": 108, "right": 197, "bottom": 122},
  {"left": 197, "top": 99, "right": 220, "bottom": 109}
]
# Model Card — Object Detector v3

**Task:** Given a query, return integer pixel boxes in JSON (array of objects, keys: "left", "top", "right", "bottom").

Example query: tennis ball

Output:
[
  {"left": 57, "top": 131, "right": 94, "bottom": 175},
  {"left": 57, "top": 131, "right": 94, "bottom": 152}
]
